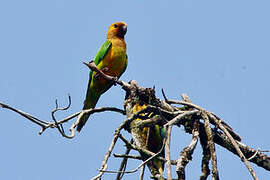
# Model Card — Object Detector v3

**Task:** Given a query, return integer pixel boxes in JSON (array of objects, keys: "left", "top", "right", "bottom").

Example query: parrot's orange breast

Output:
[
  {"left": 90, "top": 39, "right": 127, "bottom": 94},
  {"left": 103, "top": 46, "right": 127, "bottom": 76}
]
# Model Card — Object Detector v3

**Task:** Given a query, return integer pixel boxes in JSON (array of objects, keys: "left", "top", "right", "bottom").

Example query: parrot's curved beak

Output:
[{"left": 121, "top": 23, "right": 127, "bottom": 36}]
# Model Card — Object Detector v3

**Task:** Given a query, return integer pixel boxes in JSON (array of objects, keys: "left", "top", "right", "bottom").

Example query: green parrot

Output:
[
  {"left": 77, "top": 22, "right": 128, "bottom": 132},
  {"left": 131, "top": 103, "right": 165, "bottom": 178}
]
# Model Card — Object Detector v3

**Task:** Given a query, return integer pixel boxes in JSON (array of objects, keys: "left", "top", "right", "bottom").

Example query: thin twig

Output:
[
  {"left": 114, "top": 154, "right": 142, "bottom": 160},
  {"left": 0, "top": 98, "right": 125, "bottom": 139},
  {"left": 115, "top": 139, "right": 134, "bottom": 180},
  {"left": 165, "top": 110, "right": 199, "bottom": 126},
  {"left": 39, "top": 111, "right": 80, "bottom": 135},
  {"left": 211, "top": 129, "right": 270, "bottom": 170},
  {"left": 51, "top": 95, "right": 75, "bottom": 138},
  {"left": 91, "top": 117, "right": 132, "bottom": 180},
  {"left": 0, "top": 102, "right": 48, "bottom": 128},
  {"left": 75, "top": 107, "right": 125, "bottom": 127},
  {"left": 248, "top": 149, "right": 260, "bottom": 161},
  {"left": 139, "top": 164, "right": 145, "bottom": 180},
  {"left": 167, "top": 99, "right": 241, "bottom": 141},
  {"left": 100, "top": 134, "right": 166, "bottom": 175},
  {"left": 161, "top": 88, "right": 169, "bottom": 102},
  {"left": 247, "top": 148, "right": 269, "bottom": 161}
]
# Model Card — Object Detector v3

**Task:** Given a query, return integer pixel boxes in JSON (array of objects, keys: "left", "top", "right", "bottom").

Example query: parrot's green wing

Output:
[
  {"left": 85, "top": 39, "right": 112, "bottom": 98},
  {"left": 94, "top": 40, "right": 112, "bottom": 65},
  {"left": 89, "top": 40, "right": 112, "bottom": 81},
  {"left": 77, "top": 40, "right": 112, "bottom": 132}
]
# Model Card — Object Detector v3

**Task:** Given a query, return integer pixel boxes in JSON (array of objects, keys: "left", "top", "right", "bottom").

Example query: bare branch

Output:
[
  {"left": 199, "top": 129, "right": 211, "bottom": 180},
  {"left": 83, "top": 61, "right": 131, "bottom": 90},
  {"left": 98, "top": 134, "right": 166, "bottom": 177},
  {"left": 91, "top": 117, "right": 132, "bottom": 180},
  {"left": 208, "top": 113, "right": 258, "bottom": 180},
  {"left": 165, "top": 125, "right": 173, "bottom": 180},
  {"left": 139, "top": 164, "right": 145, "bottom": 180},
  {"left": 115, "top": 139, "right": 134, "bottom": 180},
  {"left": 2, "top": 75, "right": 269, "bottom": 180},
  {"left": 0, "top": 101, "right": 48, "bottom": 128},
  {"left": 161, "top": 88, "right": 169, "bottom": 102},
  {"left": 51, "top": 95, "right": 75, "bottom": 139},
  {"left": 177, "top": 120, "right": 199, "bottom": 180},
  {"left": 212, "top": 130, "right": 270, "bottom": 171},
  {"left": 167, "top": 99, "right": 241, "bottom": 141},
  {"left": 114, "top": 153, "right": 142, "bottom": 160},
  {"left": 181, "top": 93, "right": 192, "bottom": 103},
  {"left": 75, "top": 107, "right": 125, "bottom": 131},
  {"left": 0, "top": 97, "right": 124, "bottom": 140},
  {"left": 165, "top": 110, "right": 199, "bottom": 127},
  {"left": 201, "top": 111, "right": 219, "bottom": 180}
]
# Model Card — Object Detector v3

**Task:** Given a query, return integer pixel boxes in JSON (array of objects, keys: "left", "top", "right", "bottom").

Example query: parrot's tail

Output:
[
  {"left": 146, "top": 158, "right": 164, "bottom": 180},
  {"left": 76, "top": 94, "right": 100, "bottom": 132},
  {"left": 154, "top": 159, "right": 164, "bottom": 179}
]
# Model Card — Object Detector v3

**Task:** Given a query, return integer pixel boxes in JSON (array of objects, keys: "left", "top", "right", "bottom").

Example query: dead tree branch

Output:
[
  {"left": 177, "top": 120, "right": 199, "bottom": 180},
  {"left": 115, "top": 139, "right": 134, "bottom": 180},
  {"left": 202, "top": 111, "right": 219, "bottom": 180},
  {"left": 165, "top": 125, "right": 173, "bottom": 180},
  {"left": 199, "top": 129, "right": 211, "bottom": 180},
  {"left": 1, "top": 61, "right": 269, "bottom": 180},
  {"left": 0, "top": 99, "right": 124, "bottom": 139}
]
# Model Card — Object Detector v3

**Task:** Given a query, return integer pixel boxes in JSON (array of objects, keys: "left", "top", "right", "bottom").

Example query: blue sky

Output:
[{"left": 1, "top": 0, "right": 269, "bottom": 179}]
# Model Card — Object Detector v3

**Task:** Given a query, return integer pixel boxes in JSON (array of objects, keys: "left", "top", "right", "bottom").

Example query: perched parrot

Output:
[
  {"left": 77, "top": 22, "right": 128, "bottom": 132},
  {"left": 131, "top": 103, "right": 165, "bottom": 178}
]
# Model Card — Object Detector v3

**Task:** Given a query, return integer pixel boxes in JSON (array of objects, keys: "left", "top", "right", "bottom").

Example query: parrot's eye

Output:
[{"left": 113, "top": 24, "right": 118, "bottom": 28}]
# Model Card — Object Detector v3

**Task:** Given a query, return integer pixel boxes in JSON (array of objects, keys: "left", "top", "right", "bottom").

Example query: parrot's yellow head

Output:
[{"left": 107, "top": 22, "right": 127, "bottom": 39}]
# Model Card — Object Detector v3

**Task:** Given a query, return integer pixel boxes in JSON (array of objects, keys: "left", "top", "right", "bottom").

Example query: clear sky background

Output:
[{"left": 0, "top": 0, "right": 269, "bottom": 179}]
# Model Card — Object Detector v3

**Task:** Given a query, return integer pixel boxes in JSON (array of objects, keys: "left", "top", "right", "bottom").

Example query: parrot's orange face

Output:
[{"left": 107, "top": 22, "right": 127, "bottom": 39}]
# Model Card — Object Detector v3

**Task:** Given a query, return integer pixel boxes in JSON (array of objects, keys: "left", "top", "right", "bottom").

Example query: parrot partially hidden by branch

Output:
[
  {"left": 77, "top": 22, "right": 128, "bottom": 132},
  {"left": 131, "top": 103, "right": 165, "bottom": 179}
]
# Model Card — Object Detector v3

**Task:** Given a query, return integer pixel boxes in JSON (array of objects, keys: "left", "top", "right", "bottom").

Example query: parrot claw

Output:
[
  {"left": 94, "top": 67, "right": 109, "bottom": 79},
  {"left": 102, "top": 67, "right": 109, "bottom": 72},
  {"left": 94, "top": 73, "right": 100, "bottom": 79}
]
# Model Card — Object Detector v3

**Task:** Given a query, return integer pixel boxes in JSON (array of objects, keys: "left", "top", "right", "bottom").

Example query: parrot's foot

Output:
[
  {"left": 94, "top": 67, "right": 109, "bottom": 79},
  {"left": 102, "top": 67, "right": 109, "bottom": 72}
]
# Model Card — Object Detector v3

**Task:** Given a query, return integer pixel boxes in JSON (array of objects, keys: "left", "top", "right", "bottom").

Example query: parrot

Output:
[
  {"left": 77, "top": 22, "right": 128, "bottom": 132},
  {"left": 131, "top": 103, "right": 165, "bottom": 178}
]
